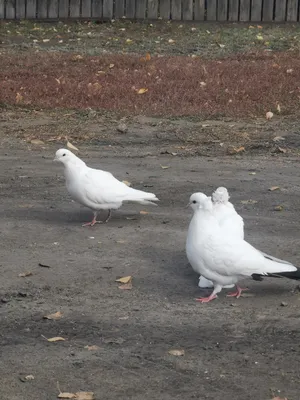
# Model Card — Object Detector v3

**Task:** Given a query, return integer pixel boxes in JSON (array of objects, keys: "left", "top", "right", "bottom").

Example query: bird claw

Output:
[
  {"left": 195, "top": 295, "right": 217, "bottom": 303},
  {"left": 226, "top": 287, "right": 248, "bottom": 299}
]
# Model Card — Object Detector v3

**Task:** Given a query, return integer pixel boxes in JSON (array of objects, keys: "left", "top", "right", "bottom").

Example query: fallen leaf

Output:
[
  {"left": 66, "top": 141, "right": 79, "bottom": 152},
  {"left": 277, "top": 147, "right": 287, "bottom": 153},
  {"left": 72, "top": 54, "right": 83, "bottom": 61},
  {"left": 109, "top": 63, "right": 114, "bottom": 68},
  {"left": 145, "top": 52, "right": 151, "bottom": 61},
  {"left": 160, "top": 165, "right": 170, "bottom": 169},
  {"left": 30, "top": 139, "right": 44, "bottom": 145},
  {"left": 18, "top": 271, "right": 33, "bottom": 277},
  {"left": 272, "top": 398, "right": 288, "bottom": 400},
  {"left": 43, "top": 336, "right": 66, "bottom": 342},
  {"left": 16, "top": 92, "right": 23, "bottom": 103},
  {"left": 139, "top": 210, "right": 149, "bottom": 215},
  {"left": 274, "top": 205, "right": 283, "bottom": 211},
  {"left": 168, "top": 39, "right": 175, "bottom": 43},
  {"left": 276, "top": 104, "right": 281, "bottom": 113},
  {"left": 241, "top": 199, "right": 258, "bottom": 205},
  {"left": 256, "top": 34, "right": 263, "bottom": 40},
  {"left": 268, "top": 186, "right": 280, "bottom": 191},
  {"left": 58, "top": 394, "right": 76, "bottom": 399},
  {"left": 266, "top": 111, "right": 274, "bottom": 120},
  {"left": 84, "top": 345, "right": 100, "bottom": 351},
  {"left": 273, "top": 136, "right": 285, "bottom": 142},
  {"left": 286, "top": 69, "right": 293, "bottom": 74},
  {"left": 43, "top": 311, "right": 63, "bottom": 320},
  {"left": 116, "top": 276, "right": 132, "bottom": 284},
  {"left": 227, "top": 146, "right": 245, "bottom": 155},
  {"left": 42, "top": 38, "right": 50, "bottom": 42},
  {"left": 137, "top": 88, "right": 148, "bottom": 94},
  {"left": 257, "top": 25, "right": 263, "bottom": 29},
  {"left": 249, "top": 172, "right": 256, "bottom": 175},
  {"left": 20, "top": 374, "right": 35, "bottom": 382},
  {"left": 168, "top": 349, "right": 185, "bottom": 356},
  {"left": 122, "top": 180, "right": 131, "bottom": 186},
  {"left": 76, "top": 393, "right": 95, "bottom": 400},
  {"left": 102, "top": 337, "right": 124, "bottom": 344},
  {"left": 218, "top": 43, "right": 225, "bottom": 48},
  {"left": 126, "top": 39, "right": 133, "bottom": 43},
  {"left": 118, "top": 282, "right": 133, "bottom": 290}
]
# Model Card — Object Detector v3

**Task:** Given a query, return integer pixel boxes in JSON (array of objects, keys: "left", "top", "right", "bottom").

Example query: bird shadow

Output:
[{"left": 2, "top": 207, "right": 141, "bottom": 226}]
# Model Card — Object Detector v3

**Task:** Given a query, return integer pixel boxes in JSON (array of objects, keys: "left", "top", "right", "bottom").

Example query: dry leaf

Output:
[
  {"left": 168, "top": 349, "right": 185, "bottom": 356},
  {"left": 122, "top": 180, "right": 131, "bottom": 186},
  {"left": 20, "top": 374, "right": 35, "bottom": 382},
  {"left": 42, "top": 38, "right": 50, "bottom": 42},
  {"left": 116, "top": 276, "right": 132, "bottom": 284},
  {"left": 274, "top": 205, "right": 283, "bottom": 211},
  {"left": 269, "top": 186, "right": 280, "bottom": 191},
  {"left": 145, "top": 52, "right": 151, "bottom": 61},
  {"left": 273, "top": 136, "right": 285, "bottom": 142},
  {"left": 66, "top": 141, "right": 79, "bottom": 152},
  {"left": 72, "top": 54, "right": 83, "bottom": 61},
  {"left": 160, "top": 165, "right": 170, "bottom": 169},
  {"left": 30, "top": 139, "right": 44, "bottom": 145},
  {"left": 18, "top": 271, "right": 33, "bottom": 277},
  {"left": 272, "top": 397, "right": 287, "bottom": 400},
  {"left": 228, "top": 146, "right": 245, "bottom": 155},
  {"left": 168, "top": 39, "right": 175, "bottom": 43},
  {"left": 256, "top": 34, "right": 263, "bottom": 40},
  {"left": 126, "top": 39, "right": 133, "bottom": 43},
  {"left": 118, "top": 282, "right": 133, "bottom": 290},
  {"left": 218, "top": 43, "right": 225, "bottom": 48},
  {"left": 266, "top": 111, "right": 274, "bottom": 120},
  {"left": 286, "top": 69, "right": 293, "bottom": 74},
  {"left": 43, "top": 311, "right": 63, "bottom": 320},
  {"left": 84, "top": 345, "right": 99, "bottom": 351},
  {"left": 241, "top": 199, "right": 258, "bottom": 205},
  {"left": 276, "top": 104, "right": 281, "bottom": 113},
  {"left": 58, "top": 394, "right": 76, "bottom": 399},
  {"left": 75, "top": 393, "right": 95, "bottom": 400},
  {"left": 277, "top": 147, "right": 287, "bottom": 153},
  {"left": 137, "top": 88, "right": 148, "bottom": 94},
  {"left": 257, "top": 25, "right": 263, "bottom": 29},
  {"left": 44, "top": 336, "right": 66, "bottom": 342},
  {"left": 249, "top": 172, "right": 256, "bottom": 175},
  {"left": 16, "top": 92, "right": 23, "bottom": 104},
  {"left": 139, "top": 210, "right": 149, "bottom": 215}
]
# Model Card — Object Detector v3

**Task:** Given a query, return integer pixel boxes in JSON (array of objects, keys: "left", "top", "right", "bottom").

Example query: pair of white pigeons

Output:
[{"left": 54, "top": 148, "right": 300, "bottom": 303}]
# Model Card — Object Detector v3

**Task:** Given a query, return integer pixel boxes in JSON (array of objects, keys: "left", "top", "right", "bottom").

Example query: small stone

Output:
[
  {"left": 281, "top": 301, "right": 288, "bottom": 307},
  {"left": 117, "top": 123, "right": 128, "bottom": 133}
]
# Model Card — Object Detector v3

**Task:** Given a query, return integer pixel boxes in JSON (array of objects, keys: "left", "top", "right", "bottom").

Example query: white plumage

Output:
[
  {"left": 198, "top": 187, "right": 293, "bottom": 289},
  {"left": 54, "top": 149, "right": 159, "bottom": 226},
  {"left": 186, "top": 193, "right": 297, "bottom": 303}
]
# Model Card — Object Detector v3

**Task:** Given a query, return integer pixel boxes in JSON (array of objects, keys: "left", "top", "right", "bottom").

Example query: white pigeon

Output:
[
  {"left": 54, "top": 149, "right": 159, "bottom": 226},
  {"left": 198, "top": 187, "right": 293, "bottom": 288},
  {"left": 186, "top": 193, "right": 299, "bottom": 303}
]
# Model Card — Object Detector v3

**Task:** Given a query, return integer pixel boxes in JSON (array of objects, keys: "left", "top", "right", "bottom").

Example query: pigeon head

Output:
[
  {"left": 188, "top": 193, "right": 212, "bottom": 212},
  {"left": 212, "top": 187, "right": 230, "bottom": 204},
  {"left": 54, "top": 149, "right": 78, "bottom": 164}
]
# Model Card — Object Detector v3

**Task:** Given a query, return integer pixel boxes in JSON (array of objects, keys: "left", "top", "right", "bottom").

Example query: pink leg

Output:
[
  {"left": 82, "top": 215, "right": 97, "bottom": 227},
  {"left": 195, "top": 294, "right": 217, "bottom": 303},
  {"left": 226, "top": 286, "right": 248, "bottom": 299}
]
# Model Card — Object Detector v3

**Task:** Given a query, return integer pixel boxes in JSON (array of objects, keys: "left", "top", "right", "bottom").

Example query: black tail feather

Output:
[{"left": 252, "top": 268, "right": 300, "bottom": 282}]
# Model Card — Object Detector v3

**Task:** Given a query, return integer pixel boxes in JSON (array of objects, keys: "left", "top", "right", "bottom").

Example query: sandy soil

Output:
[{"left": 0, "top": 110, "right": 299, "bottom": 400}]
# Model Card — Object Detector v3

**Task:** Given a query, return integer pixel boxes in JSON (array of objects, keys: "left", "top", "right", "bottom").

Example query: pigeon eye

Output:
[
  {"left": 192, "top": 200, "right": 197, "bottom": 204},
  {"left": 63, "top": 153, "right": 66, "bottom": 156}
]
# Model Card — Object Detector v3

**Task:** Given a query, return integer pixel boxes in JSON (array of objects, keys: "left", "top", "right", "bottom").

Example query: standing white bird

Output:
[
  {"left": 198, "top": 187, "right": 293, "bottom": 288},
  {"left": 186, "top": 193, "right": 299, "bottom": 303},
  {"left": 54, "top": 149, "right": 159, "bottom": 226}
]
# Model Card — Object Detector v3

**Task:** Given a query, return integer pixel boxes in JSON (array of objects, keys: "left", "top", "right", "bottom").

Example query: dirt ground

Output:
[
  {"left": 0, "top": 109, "right": 299, "bottom": 400},
  {"left": 1, "top": 20, "right": 300, "bottom": 400}
]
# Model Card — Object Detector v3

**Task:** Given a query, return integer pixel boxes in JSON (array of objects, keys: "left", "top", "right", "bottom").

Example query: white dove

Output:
[
  {"left": 54, "top": 149, "right": 159, "bottom": 226},
  {"left": 186, "top": 193, "right": 299, "bottom": 303},
  {"left": 198, "top": 187, "right": 293, "bottom": 288}
]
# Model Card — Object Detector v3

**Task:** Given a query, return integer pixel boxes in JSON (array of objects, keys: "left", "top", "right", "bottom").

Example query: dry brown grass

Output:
[{"left": 1, "top": 51, "right": 300, "bottom": 117}]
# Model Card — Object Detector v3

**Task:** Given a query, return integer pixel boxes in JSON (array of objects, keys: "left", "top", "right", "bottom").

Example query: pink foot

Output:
[
  {"left": 82, "top": 217, "right": 98, "bottom": 227},
  {"left": 195, "top": 294, "right": 217, "bottom": 303},
  {"left": 226, "top": 286, "right": 248, "bottom": 299}
]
